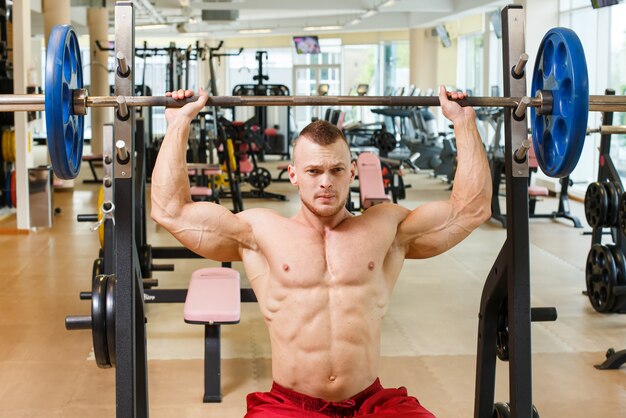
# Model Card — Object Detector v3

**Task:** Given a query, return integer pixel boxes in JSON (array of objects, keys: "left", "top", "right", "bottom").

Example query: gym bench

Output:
[
  {"left": 275, "top": 162, "right": 290, "bottom": 182},
  {"left": 356, "top": 152, "right": 391, "bottom": 209},
  {"left": 184, "top": 267, "right": 241, "bottom": 402},
  {"left": 188, "top": 163, "right": 222, "bottom": 202}
]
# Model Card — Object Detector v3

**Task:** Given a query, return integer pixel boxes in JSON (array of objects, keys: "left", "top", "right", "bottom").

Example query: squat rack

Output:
[{"left": 72, "top": 2, "right": 555, "bottom": 417}]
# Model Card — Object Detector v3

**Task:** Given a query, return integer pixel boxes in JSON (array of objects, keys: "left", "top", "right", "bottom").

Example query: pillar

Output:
[
  {"left": 409, "top": 28, "right": 437, "bottom": 92},
  {"left": 13, "top": 0, "right": 32, "bottom": 229},
  {"left": 43, "top": 0, "right": 70, "bottom": 44},
  {"left": 88, "top": 7, "right": 111, "bottom": 155}
]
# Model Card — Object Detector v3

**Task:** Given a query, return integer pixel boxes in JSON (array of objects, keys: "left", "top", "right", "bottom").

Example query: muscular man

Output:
[{"left": 151, "top": 86, "right": 491, "bottom": 417}]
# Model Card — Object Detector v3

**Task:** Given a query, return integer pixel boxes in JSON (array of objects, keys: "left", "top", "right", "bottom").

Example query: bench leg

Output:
[
  {"left": 529, "top": 197, "right": 537, "bottom": 215},
  {"left": 204, "top": 324, "right": 222, "bottom": 402},
  {"left": 83, "top": 161, "right": 101, "bottom": 184}
]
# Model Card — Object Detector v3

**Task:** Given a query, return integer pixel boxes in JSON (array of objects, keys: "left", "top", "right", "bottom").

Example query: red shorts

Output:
[{"left": 245, "top": 378, "right": 436, "bottom": 417}]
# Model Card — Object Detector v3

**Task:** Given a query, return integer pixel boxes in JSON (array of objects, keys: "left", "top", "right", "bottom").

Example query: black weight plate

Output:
[
  {"left": 607, "top": 244, "right": 626, "bottom": 313},
  {"left": 92, "top": 258, "right": 103, "bottom": 280},
  {"left": 617, "top": 192, "right": 626, "bottom": 235},
  {"left": 585, "top": 244, "right": 618, "bottom": 313},
  {"left": 92, "top": 274, "right": 111, "bottom": 368},
  {"left": 105, "top": 275, "right": 116, "bottom": 366},
  {"left": 492, "top": 402, "right": 539, "bottom": 418},
  {"left": 493, "top": 402, "right": 510, "bottom": 418},
  {"left": 584, "top": 182, "right": 608, "bottom": 228},
  {"left": 613, "top": 182, "right": 624, "bottom": 229},
  {"left": 375, "top": 131, "right": 396, "bottom": 153},
  {"left": 248, "top": 167, "right": 272, "bottom": 190},
  {"left": 603, "top": 182, "right": 620, "bottom": 227}
]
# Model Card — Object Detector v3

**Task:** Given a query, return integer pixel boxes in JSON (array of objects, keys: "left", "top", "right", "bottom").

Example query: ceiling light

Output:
[
  {"left": 380, "top": 0, "right": 395, "bottom": 7},
  {"left": 362, "top": 9, "right": 378, "bottom": 19},
  {"left": 136, "top": 24, "right": 170, "bottom": 31},
  {"left": 347, "top": 18, "right": 361, "bottom": 25},
  {"left": 238, "top": 28, "right": 273, "bottom": 34},
  {"left": 180, "top": 32, "right": 210, "bottom": 37},
  {"left": 303, "top": 25, "right": 342, "bottom": 31}
]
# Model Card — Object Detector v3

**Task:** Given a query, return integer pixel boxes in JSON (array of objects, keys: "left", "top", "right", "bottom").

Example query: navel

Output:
[
  {"left": 282, "top": 263, "right": 290, "bottom": 272},
  {"left": 368, "top": 261, "right": 375, "bottom": 271},
  {"left": 328, "top": 375, "right": 336, "bottom": 382}
]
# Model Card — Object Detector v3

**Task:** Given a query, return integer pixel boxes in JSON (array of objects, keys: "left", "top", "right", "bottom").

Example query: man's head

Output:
[{"left": 288, "top": 120, "right": 355, "bottom": 218}]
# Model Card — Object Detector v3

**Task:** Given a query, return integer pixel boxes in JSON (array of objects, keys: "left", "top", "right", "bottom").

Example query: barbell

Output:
[{"left": 4, "top": 25, "right": 626, "bottom": 179}]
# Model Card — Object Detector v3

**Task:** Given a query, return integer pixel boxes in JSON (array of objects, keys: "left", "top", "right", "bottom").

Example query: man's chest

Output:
[{"left": 257, "top": 226, "right": 397, "bottom": 287}]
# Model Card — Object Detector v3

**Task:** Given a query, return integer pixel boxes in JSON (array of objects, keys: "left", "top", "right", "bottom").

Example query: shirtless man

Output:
[{"left": 151, "top": 86, "right": 491, "bottom": 417}]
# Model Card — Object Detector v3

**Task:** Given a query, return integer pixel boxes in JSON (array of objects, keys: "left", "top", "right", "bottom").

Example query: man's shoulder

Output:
[
  {"left": 236, "top": 207, "right": 287, "bottom": 224},
  {"left": 360, "top": 202, "right": 410, "bottom": 223}
]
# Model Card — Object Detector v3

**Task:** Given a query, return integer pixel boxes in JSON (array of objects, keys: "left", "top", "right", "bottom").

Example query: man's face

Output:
[{"left": 288, "top": 137, "right": 355, "bottom": 218}]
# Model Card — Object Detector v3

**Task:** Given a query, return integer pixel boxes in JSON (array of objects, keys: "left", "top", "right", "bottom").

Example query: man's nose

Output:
[{"left": 319, "top": 173, "right": 333, "bottom": 188}]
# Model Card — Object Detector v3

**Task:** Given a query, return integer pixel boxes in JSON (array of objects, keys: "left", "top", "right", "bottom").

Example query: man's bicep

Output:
[
  {"left": 167, "top": 202, "right": 255, "bottom": 261},
  {"left": 398, "top": 200, "right": 472, "bottom": 259}
]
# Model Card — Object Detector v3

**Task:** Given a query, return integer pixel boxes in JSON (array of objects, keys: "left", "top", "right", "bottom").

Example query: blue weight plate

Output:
[
  {"left": 531, "top": 28, "right": 589, "bottom": 178},
  {"left": 45, "top": 25, "right": 84, "bottom": 180}
]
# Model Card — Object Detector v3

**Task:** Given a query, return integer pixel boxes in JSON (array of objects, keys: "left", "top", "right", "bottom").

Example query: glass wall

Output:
[
  {"left": 382, "top": 41, "right": 410, "bottom": 95},
  {"left": 559, "top": 0, "right": 626, "bottom": 190},
  {"left": 227, "top": 47, "right": 294, "bottom": 133},
  {"left": 292, "top": 39, "right": 341, "bottom": 130},
  {"left": 457, "top": 33, "right": 484, "bottom": 95},
  {"left": 343, "top": 44, "right": 379, "bottom": 125},
  {"left": 228, "top": 47, "right": 294, "bottom": 94},
  {"left": 609, "top": 3, "right": 626, "bottom": 171}
]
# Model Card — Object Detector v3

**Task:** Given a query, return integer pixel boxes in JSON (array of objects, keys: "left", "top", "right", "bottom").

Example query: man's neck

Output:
[{"left": 294, "top": 207, "right": 352, "bottom": 235}]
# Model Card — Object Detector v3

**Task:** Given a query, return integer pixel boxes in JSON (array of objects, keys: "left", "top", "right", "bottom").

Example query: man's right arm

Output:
[{"left": 150, "top": 90, "right": 256, "bottom": 261}]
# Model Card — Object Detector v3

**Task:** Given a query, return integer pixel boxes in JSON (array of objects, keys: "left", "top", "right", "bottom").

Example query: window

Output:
[
  {"left": 457, "top": 33, "right": 484, "bottom": 95},
  {"left": 559, "top": 0, "right": 625, "bottom": 189},
  {"left": 292, "top": 39, "right": 341, "bottom": 131},
  {"left": 608, "top": 3, "right": 626, "bottom": 176}
]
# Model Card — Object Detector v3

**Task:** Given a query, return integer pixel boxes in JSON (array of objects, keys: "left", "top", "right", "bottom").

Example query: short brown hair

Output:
[
  {"left": 292, "top": 120, "right": 347, "bottom": 161},
  {"left": 298, "top": 120, "right": 347, "bottom": 145}
]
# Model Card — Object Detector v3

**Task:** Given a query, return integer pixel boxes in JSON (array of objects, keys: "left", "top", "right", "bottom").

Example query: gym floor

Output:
[{"left": 0, "top": 156, "right": 625, "bottom": 418}]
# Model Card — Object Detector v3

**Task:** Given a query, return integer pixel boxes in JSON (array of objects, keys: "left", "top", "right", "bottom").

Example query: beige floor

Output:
[{"left": 0, "top": 159, "right": 625, "bottom": 418}]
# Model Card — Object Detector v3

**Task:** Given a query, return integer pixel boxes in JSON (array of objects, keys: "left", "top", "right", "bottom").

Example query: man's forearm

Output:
[
  {"left": 151, "top": 120, "right": 193, "bottom": 223},
  {"left": 450, "top": 118, "right": 492, "bottom": 222}
]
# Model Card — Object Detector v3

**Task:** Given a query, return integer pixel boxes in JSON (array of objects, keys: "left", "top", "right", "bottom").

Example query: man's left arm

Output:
[{"left": 397, "top": 86, "right": 492, "bottom": 259}]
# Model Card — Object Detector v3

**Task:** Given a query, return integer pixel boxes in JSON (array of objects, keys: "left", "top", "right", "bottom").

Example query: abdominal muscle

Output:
[{"left": 261, "top": 275, "right": 389, "bottom": 402}]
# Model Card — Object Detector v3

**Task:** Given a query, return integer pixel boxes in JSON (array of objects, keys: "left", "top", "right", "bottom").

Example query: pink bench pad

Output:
[
  {"left": 184, "top": 268, "right": 241, "bottom": 324},
  {"left": 190, "top": 186, "right": 212, "bottom": 197},
  {"left": 528, "top": 186, "right": 549, "bottom": 197},
  {"left": 357, "top": 152, "right": 391, "bottom": 209}
]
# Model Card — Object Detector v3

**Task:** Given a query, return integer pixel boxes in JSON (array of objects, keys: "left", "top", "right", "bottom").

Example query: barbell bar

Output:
[
  {"left": 4, "top": 25, "right": 626, "bottom": 179},
  {"left": 1, "top": 91, "right": 626, "bottom": 112},
  {"left": 588, "top": 125, "right": 626, "bottom": 135}
]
